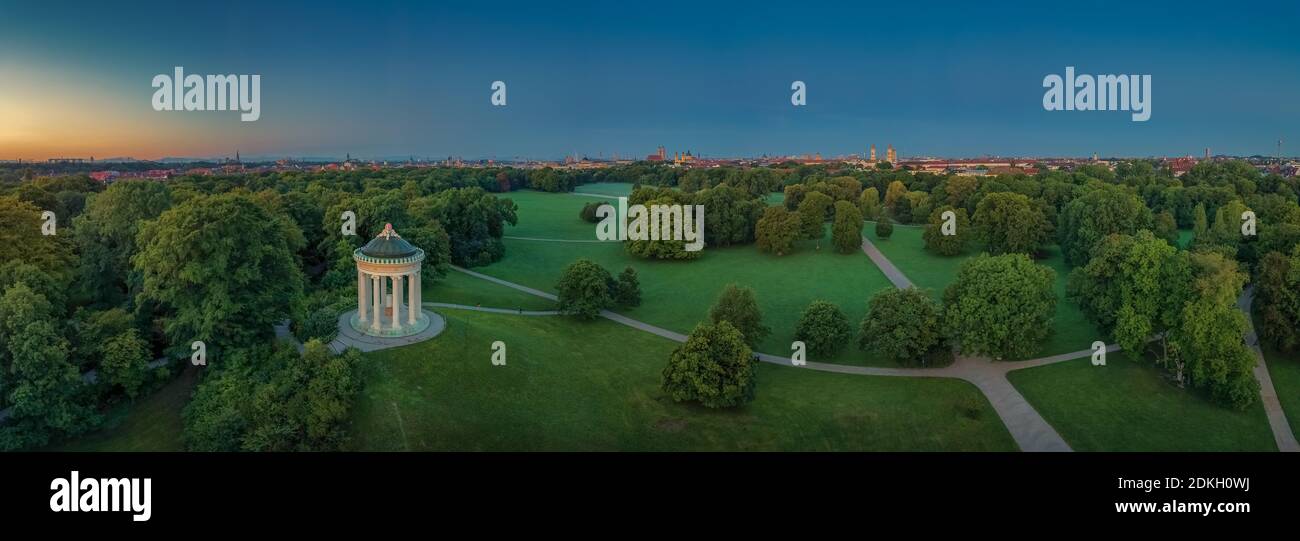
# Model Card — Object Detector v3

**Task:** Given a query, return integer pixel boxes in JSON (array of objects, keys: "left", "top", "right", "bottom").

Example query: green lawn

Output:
[
  {"left": 423, "top": 268, "right": 557, "bottom": 311},
  {"left": 484, "top": 241, "right": 895, "bottom": 365},
  {"left": 347, "top": 308, "right": 1016, "bottom": 451},
  {"left": 1007, "top": 352, "right": 1277, "bottom": 451},
  {"left": 502, "top": 190, "right": 623, "bottom": 240},
  {"left": 573, "top": 182, "right": 633, "bottom": 197},
  {"left": 1255, "top": 311, "right": 1300, "bottom": 442},
  {"left": 487, "top": 189, "right": 899, "bottom": 365},
  {"left": 49, "top": 366, "right": 196, "bottom": 452},
  {"left": 865, "top": 221, "right": 1101, "bottom": 359}
]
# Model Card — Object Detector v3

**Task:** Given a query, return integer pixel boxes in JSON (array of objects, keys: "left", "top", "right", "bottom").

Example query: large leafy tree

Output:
[
  {"left": 793, "top": 300, "right": 852, "bottom": 357},
  {"left": 695, "top": 185, "right": 763, "bottom": 247},
  {"left": 624, "top": 196, "right": 703, "bottom": 261},
  {"left": 831, "top": 200, "right": 863, "bottom": 254},
  {"left": 99, "top": 328, "right": 151, "bottom": 399},
  {"left": 182, "top": 341, "right": 364, "bottom": 451},
  {"left": 972, "top": 192, "right": 1051, "bottom": 256},
  {"left": 612, "top": 266, "right": 642, "bottom": 307},
  {"left": 859, "top": 287, "right": 947, "bottom": 366},
  {"left": 796, "top": 191, "right": 834, "bottom": 240},
  {"left": 709, "top": 284, "right": 769, "bottom": 347},
  {"left": 755, "top": 206, "right": 800, "bottom": 256},
  {"left": 1067, "top": 230, "right": 1185, "bottom": 356},
  {"left": 661, "top": 320, "right": 755, "bottom": 408},
  {"left": 0, "top": 196, "right": 75, "bottom": 278},
  {"left": 922, "top": 205, "right": 971, "bottom": 256},
  {"left": 134, "top": 193, "right": 305, "bottom": 353},
  {"left": 1256, "top": 248, "right": 1300, "bottom": 351},
  {"left": 71, "top": 180, "right": 172, "bottom": 305},
  {"left": 555, "top": 258, "right": 613, "bottom": 320},
  {"left": 1169, "top": 252, "right": 1256, "bottom": 408},
  {"left": 410, "top": 187, "right": 517, "bottom": 267},
  {"left": 0, "top": 283, "right": 97, "bottom": 450},
  {"left": 1058, "top": 184, "right": 1152, "bottom": 266},
  {"left": 943, "top": 253, "right": 1057, "bottom": 359},
  {"left": 859, "top": 187, "right": 881, "bottom": 219}
]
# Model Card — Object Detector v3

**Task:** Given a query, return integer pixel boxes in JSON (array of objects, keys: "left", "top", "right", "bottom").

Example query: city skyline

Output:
[{"left": 2, "top": 0, "right": 1298, "bottom": 160}]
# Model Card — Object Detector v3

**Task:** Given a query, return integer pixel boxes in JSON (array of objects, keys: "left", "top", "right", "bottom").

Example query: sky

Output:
[{"left": 1, "top": 0, "right": 1298, "bottom": 161}]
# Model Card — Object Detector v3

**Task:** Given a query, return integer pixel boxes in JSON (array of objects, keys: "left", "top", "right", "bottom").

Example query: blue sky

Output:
[{"left": 1, "top": 0, "right": 1297, "bottom": 159}]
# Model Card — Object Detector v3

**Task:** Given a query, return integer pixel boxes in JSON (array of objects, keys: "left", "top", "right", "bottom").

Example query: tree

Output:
[
  {"left": 944, "top": 254, "right": 1057, "bottom": 359},
  {"left": 661, "top": 320, "right": 755, "bottom": 408},
  {"left": 1256, "top": 249, "right": 1300, "bottom": 351},
  {"left": 793, "top": 300, "right": 852, "bottom": 357},
  {"left": 134, "top": 193, "right": 305, "bottom": 353},
  {"left": 0, "top": 283, "right": 97, "bottom": 449},
  {"left": 972, "top": 192, "right": 1051, "bottom": 256},
  {"left": 859, "top": 187, "right": 881, "bottom": 220},
  {"left": 859, "top": 288, "right": 947, "bottom": 366},
  {"left": 696, "top": 185, "right": 763, "bottom": 247},
  {"left": 612, "top": 266, "right": 641, "bottom": 307},
  {"left": 71, "top": 180, "right": 172, "bottom": 304},
  {"left": 1067, "top": 231, "right": 1183, "bottom": 356},
  {"left": 1154, "top": 211, "right": 1180, "bottom": 246},
  {"left": 883, "top": 180, "right": 908, "bottom": 210},
  {"left": 411, "top": 187, "right": 517, "bottom": 267},
  {"left": 783, "top": 184, "right": 807, "bottom": 211},
  {"left": 1058, "top": 185, "right": 1152, "bottom": 266},
  {"left": 875, "top": 213, "right": 894, "bottom": 239},
  {"left": 1192, "top": 202, "right": 1209, "bottom": 241},
  {"left": 709, "top": 284, "right": 769, "bottom": 347},
  {"left": 755, "top": 206, "right": 800, "bottom": 256},
  {"left": 183, "top": 342, "right": 365, "bottom": 451},
  {"left": 831, "top": 200, "right": 864, "bottom": 253},
  {"left": 797, "top": 191, "right": 833, "bottom": 240},
  {"left": 922, "top": 206, "right": 971, "bottom": 256},
  {"left": 1167, "top": 252, "right": 1257, "bottom": 409},
  {"left": 624, "top": 196, "right": 703, "bottom": 260},
  {"left": 580, "top": 201, "right": 608, "bottom": 223},
  {"left": 0, "top": 196, "right": 74, "bottom": 278},
  {"left": 555, "top": 258, "right": 613, "bottom": 319},
  {"left": 100, "top": 329, "right": 151, "bottom": 399}
]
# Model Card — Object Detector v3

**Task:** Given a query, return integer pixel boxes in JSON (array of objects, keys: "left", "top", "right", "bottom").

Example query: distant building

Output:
[{"left": 89, "top": 171, "right": 119, "bottom": 183}]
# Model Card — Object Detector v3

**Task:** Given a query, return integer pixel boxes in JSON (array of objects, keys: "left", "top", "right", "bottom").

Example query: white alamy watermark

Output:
[
  {"left": 1043, "top": 66, "right": 1150, "bottom": 122},
  {"left": 50, "top": 471, "right": 152, "bottom": 522},
  {"left": 152, "top": 67, "right": 261, "bottom": 121},
  {"left": 595, "top": 197, "right": 705, "bottom": 252}
]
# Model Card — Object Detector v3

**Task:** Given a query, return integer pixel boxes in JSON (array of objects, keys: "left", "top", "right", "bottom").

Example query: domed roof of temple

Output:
[{"left": 360, "top": 223, "right": 419, "bottom": 258}]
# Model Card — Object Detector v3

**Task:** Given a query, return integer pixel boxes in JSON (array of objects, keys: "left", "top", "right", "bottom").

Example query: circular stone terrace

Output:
[{"left": 338, "top": 223, "right": 445, "bottom": 351}]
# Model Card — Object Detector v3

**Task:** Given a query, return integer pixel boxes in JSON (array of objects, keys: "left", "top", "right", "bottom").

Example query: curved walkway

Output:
[
  {"left": 1239, "top": 287, "right": 1300, "bottom": 452},
  {"left": 425, "top": 302, "right": 560, "bottom": 316},
  {"left": 450, "top": 263, "right": 1081, "bottom": 451},
  {"left": 859, "top": 236, "right": 1067, "bottom": 451},
  {"left": 503, "top": 235, "right": 618, "bottom": 243}
]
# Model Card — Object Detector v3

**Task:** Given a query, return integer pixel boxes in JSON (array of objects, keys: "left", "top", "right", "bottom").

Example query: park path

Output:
[
  {"left": 1238, "top": 287, "right": 1300, "bottom": 452},
  {"left": 858, "top": 236, "right": 1068, "bottom": 451},
  {"left": 449, "top": 263, "right": 1084, "bottom": 451},
  {"left": 860, "top": 236, "right": 914, "bottom": 289},
  {"left": 503, "top": 236, "right": 618, "bottom": 243}
]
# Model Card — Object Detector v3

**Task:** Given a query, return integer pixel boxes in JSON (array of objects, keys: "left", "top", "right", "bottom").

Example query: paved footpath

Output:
[
  {"left": 1239, "top": 287, "right": 1300, "bottom": 452},
  {"left": 860, "top": 236, "right": 914, "bottom": 289},
  {"left": 443, "top": 245, "right": 1300, "bottom": 452},
  {"left": 451, "top": 263, "right": 1081, "bottom": 451}
]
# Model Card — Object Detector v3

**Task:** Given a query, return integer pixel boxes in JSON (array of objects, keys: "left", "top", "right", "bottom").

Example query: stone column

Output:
[
  {"left": 391, "top": 275, "right": 403, "bottom": 332},
  {"left": 357, "top": 269, "right": 367, "bottom": 321},
  {"left": 371, "top": 275, "right": 382, "bottom": 331},
  {"left": 408, "top": 271, "right": 418, "bottom": 324}
]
